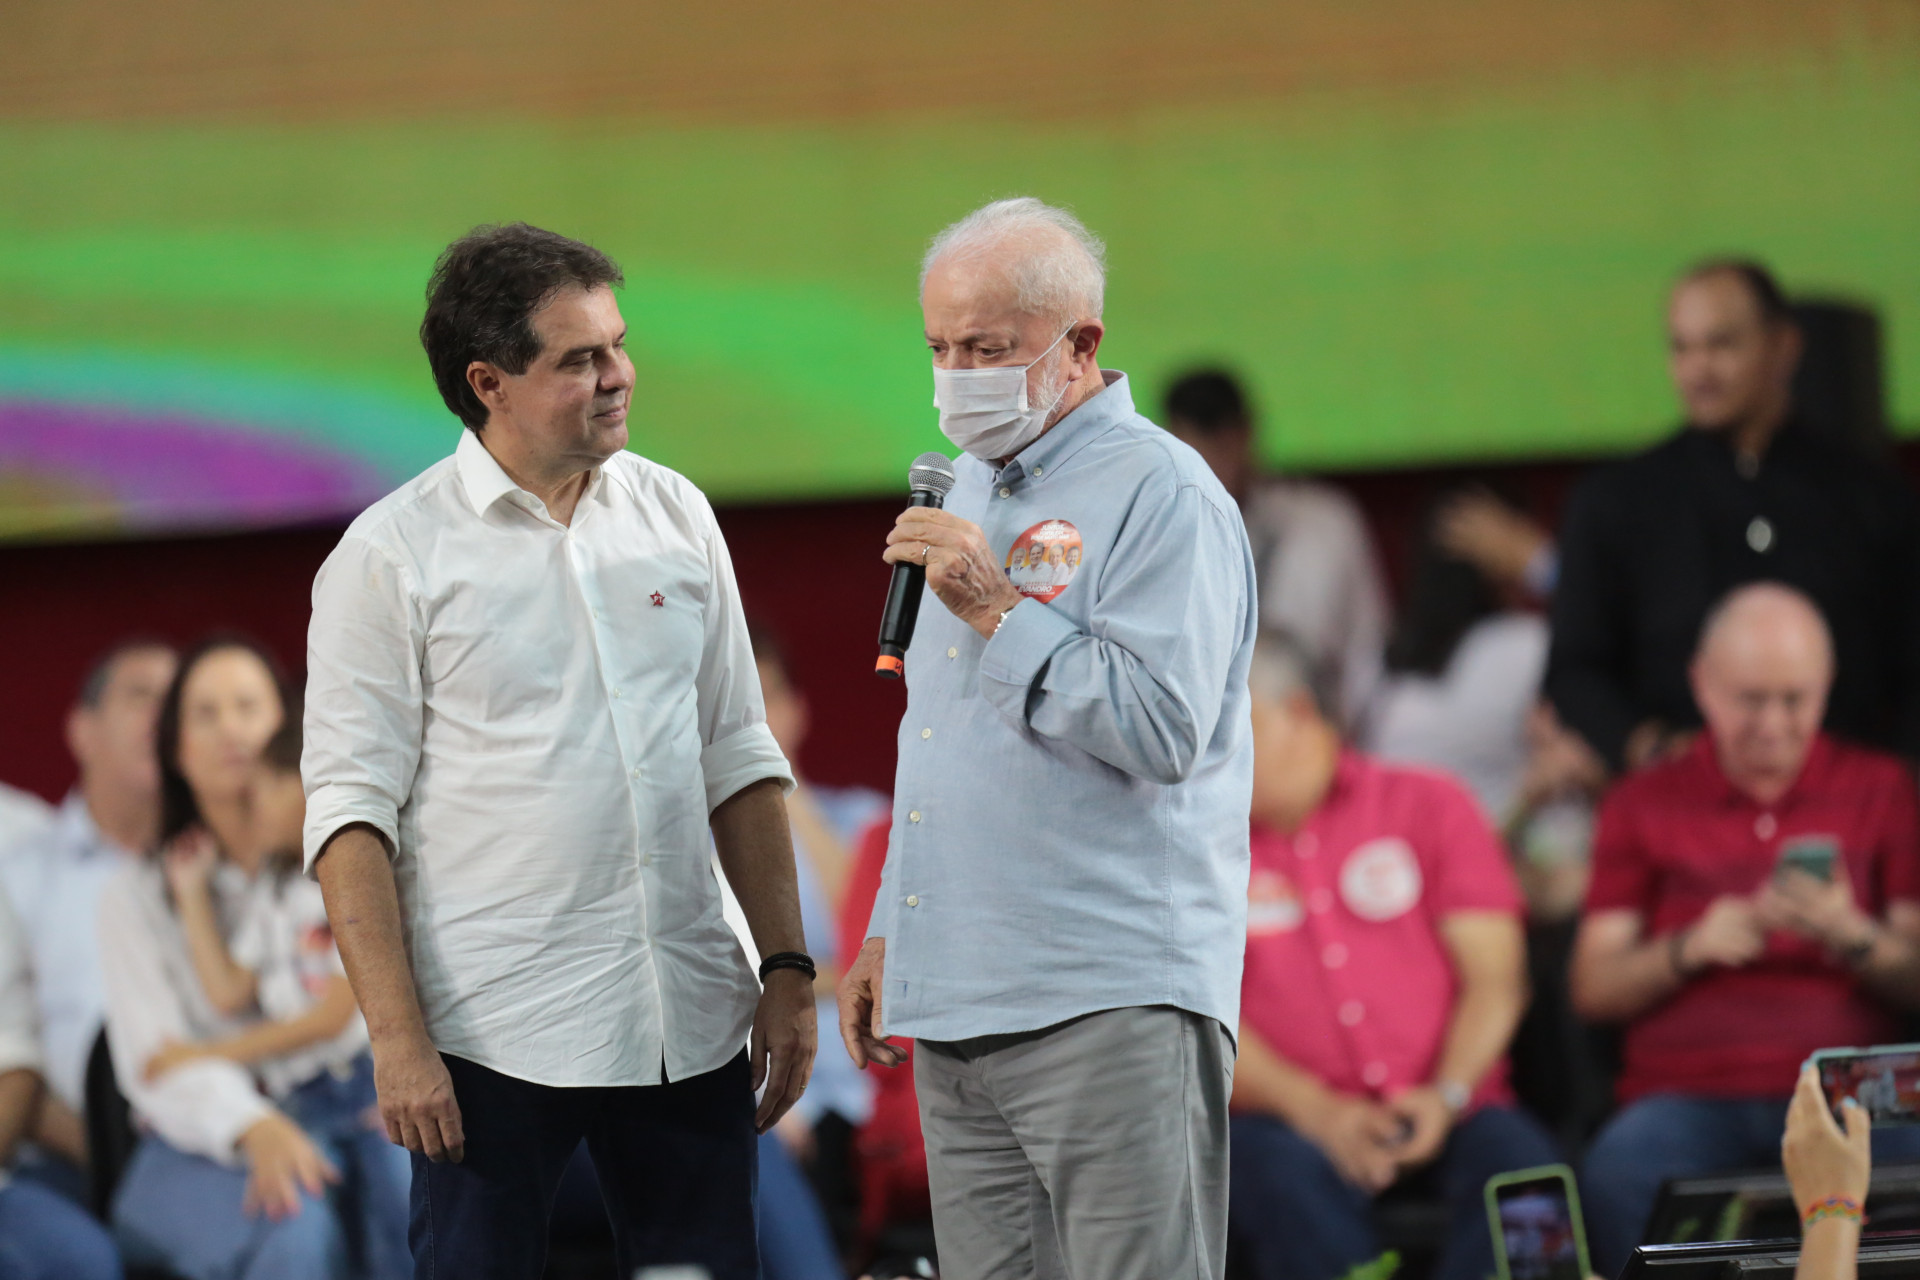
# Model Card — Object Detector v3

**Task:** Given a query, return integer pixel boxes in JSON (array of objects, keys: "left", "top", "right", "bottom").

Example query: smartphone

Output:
[
  {"left": 1810, "top": 1044, "right": 1920, "bottom": 1127},
  {"left": 1775, "top": 835, "right": 1839, "bottom": 883},
  {"left": 1486, "top": 1164, "right": 1591, "bottom": 1280}
]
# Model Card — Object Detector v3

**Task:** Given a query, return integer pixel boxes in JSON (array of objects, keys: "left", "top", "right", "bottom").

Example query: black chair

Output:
[
  {"left": 83, "top": 1027, "right": 140, "bottom": 1220},
  {"left": 84, "top": 1027, "right": 188, "bottom": 1280}
]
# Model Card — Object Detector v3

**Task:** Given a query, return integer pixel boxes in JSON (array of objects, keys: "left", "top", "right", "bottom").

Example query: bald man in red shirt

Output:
[
  {"left": 1227, "top": 633, "right": 1558, "bottom": 1280},
  {"left": 1573, "top": 582, "right": 1920, "bottom": 1275}
]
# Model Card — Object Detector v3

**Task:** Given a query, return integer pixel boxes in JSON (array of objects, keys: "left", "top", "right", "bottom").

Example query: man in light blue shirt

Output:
[{"left": 839, "top": 197, "right": 1255, "bottom": 1280}]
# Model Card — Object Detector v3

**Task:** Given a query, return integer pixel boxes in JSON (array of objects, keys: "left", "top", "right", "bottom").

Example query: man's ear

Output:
[
  {"left": 467, "top": 361, "right": 509, "bottom": 419},
  {"left": 1773, "top": 323, "right": 1804, "bottom": 382},
  {"left": 1068, "top": 319, "right": 1105, "bottom": 371},
  {"left": 66, "top": 705, "right": 93, "bottom": 770}
]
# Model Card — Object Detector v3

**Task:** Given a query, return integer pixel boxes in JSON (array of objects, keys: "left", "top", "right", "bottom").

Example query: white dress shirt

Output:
[
  {"left": 98, "top": 862, "right": 273, "bottom": 1163},
  {"left": 303, "top": 430, "right": 792, "bottom": 1089},
  {"left": 0, "top": 793, "right": 135, "bottom": 1111}
]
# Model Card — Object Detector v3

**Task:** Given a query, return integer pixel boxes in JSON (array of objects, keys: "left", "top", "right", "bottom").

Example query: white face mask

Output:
[{"left": 932, "top": 327, "right": 1073, "bottom": 461}]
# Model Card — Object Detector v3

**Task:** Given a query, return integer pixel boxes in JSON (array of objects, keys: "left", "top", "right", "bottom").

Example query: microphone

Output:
[{"left": 875, "top": 452, "right": 958, "bottom": 678}]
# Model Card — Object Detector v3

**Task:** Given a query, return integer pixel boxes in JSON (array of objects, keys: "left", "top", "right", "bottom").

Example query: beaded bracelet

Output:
[{"left": 1802, "top": 1196, "right": 1864, "bottom": 1227}]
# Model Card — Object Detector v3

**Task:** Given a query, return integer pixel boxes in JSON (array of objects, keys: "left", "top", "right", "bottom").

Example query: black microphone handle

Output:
[{"left": 875, "top": 488, "right": 945, "bottom": 678}]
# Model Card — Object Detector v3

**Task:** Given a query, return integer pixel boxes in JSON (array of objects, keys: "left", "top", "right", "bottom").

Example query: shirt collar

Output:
[
  {"left": 454, "top": 428, "right": 613, "bottom": 521},
  {"left": 995, "top": 370, "right": 1133, "bottom": 486},
  {"left": 56, "top": 790, "right": 136, "bottom": 860},
  {"left": 1693, "top": 731, "right": 1833, "bottom": 808},
  {"left": 455, "top": 428, "right": 523, "bottom": 514}
]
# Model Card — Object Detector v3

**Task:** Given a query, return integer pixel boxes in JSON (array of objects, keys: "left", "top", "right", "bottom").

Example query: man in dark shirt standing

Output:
[{"left": 1546, "top": 260, "right": 1920, "bottom": 772}]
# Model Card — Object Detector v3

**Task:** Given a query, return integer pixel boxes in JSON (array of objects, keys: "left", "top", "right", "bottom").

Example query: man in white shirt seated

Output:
[
  {"left": 0, "top": 639, "right": 176, "bottom": 1202},
  {"left": 1164, "top": 370, "right": 1391, "bottom": 729},
  {"left": 0, "top": 891, "right": 120, "bottom": 1279},
  {"left": 307, "top": 223, "right": 814, "bottom": 1280}
]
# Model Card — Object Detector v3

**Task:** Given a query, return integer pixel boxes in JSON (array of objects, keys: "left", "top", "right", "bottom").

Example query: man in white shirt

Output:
[
  {"left": 306, "top": 223, "right": 814, "bottom": 1280},
  {"left": 0, "top": 639, "right": 175, "bottom": 1198},
  {"left": 0, "top": 891, "right": 121, "bottom": 1279},
  {"left": 1164, "top": 370, "right": 1391, "bottom": 729}
]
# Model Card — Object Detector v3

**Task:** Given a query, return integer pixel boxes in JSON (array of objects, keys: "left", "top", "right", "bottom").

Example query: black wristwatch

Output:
[{"left": 758, "top": 951, "right": 817, "bottom": 983}]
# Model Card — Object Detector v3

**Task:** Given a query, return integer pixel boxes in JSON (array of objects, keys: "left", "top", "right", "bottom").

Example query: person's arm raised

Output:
[
  {"left": 1784, "top": 1065, "right": 1868, "bottom": 1280},
  {"left": 163, "top": 830, "right": 258, "bottom": 1016},
  {"left": 711, "top": 778, "right": 816, "bottom": 1134},
  {"left": 314, "top": 824, "right": 462, "bottom": 1163}
]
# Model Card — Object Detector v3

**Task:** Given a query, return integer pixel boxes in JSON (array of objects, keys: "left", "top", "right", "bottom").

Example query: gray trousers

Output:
[{"left": 913, "top": 1005, "right": 1234, "bottom": 1280}]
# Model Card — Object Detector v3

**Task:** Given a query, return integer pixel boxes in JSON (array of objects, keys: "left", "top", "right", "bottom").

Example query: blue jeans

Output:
[
  {"left": 410, "top": 1051, "right": 758, "bottom": 1280},
  {"left": 1583, "top": 1094, "right": 1920, "bottom": 1277},
  {"left": 756, "top": 1130, "right": 842, "bottom": 1280},
  {"left": 282, "top": 1053, "right": 412, "bottom": 1280},
  {"left": 1229, "top": 1105, "right": 1561, "bottom": 1280},
  {"left": 0, "top": 1177, "right": 122, "bottom": 1280},
  {"left": 112, "top": 1134, "right": 346, "bottom": 1280}
]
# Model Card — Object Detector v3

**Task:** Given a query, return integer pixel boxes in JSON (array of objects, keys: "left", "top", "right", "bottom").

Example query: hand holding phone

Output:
[{"left": 1810, "top": 1043, "right": 1920, "bottom": 1127}]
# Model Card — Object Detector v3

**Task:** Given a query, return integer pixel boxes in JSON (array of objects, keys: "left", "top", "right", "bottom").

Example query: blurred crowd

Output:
[{"left": 1, "top": 256, "right": 1917, "bottom": 1280}]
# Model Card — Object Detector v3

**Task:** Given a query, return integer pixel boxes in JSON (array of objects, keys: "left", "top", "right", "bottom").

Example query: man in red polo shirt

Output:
[
  {"left": 1229, "top": 633, "right": 1558, "bottom": 1280},
  {"left": 1574, "top": 582, "right": 1920, "bottom": 1275}
]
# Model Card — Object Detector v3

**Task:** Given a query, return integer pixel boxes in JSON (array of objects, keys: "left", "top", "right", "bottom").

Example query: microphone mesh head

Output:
[{"left": 908, "top": 451, "right": 958, "bottom": 499}]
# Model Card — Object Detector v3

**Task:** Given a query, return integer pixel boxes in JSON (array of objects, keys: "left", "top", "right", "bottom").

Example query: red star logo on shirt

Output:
[{"left": 649, "top": 591, "right": 665, "bottom": 607}]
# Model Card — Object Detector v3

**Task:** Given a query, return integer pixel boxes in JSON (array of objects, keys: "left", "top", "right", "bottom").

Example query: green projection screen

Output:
[{"left": 2, "top": 1, "right": 1916, "bottom": 537}]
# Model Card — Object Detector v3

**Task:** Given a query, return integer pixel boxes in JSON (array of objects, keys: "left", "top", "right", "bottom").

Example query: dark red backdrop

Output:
[{"left": 4, "top": 446, "right": 1913, "bottom": 802}]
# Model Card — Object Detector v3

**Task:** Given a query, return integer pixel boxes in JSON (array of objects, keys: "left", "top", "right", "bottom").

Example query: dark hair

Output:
[
  {"left": 420, "top": 223, "right": 626, "bottom": 432},
  {"left": 1383, "top": 488, "right": 1507, "bottom": 678},
  {"left": 1162, "top": 369, "right": 1251, "bottom": 435},
  {"left": 156, "top": 635, "right": 293, "bottom": 848},
  {"left": 1680, "top": 258, "right": 1793, "bottom": 327},
  {"left": 76, "top": 637, "right": 175, "bottom": 709}
]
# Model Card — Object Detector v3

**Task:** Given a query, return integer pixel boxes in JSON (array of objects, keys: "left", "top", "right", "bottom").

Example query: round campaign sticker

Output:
[
  {"left": 1246, "top": 868, "right": 1304, "bottom": 936},
  {"left": 1338, "top": 837, "right": 1424, "bottom": 922},
  {"left": 296, "top": 922, "right": 338, "bottom": 999},
  {"left": 1005, "top": 519, "right": 1083, "bottom": 604}
]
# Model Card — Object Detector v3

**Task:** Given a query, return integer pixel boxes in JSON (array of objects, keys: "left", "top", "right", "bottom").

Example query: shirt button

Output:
[
  {"left": 1297, "top": 832, "right": 1319, "bottom": 858},
  {"left": 630, "top": 765, "right": 642, "bottom": 779},
  {"left": 1309, "top": 889, "right": 1334, "bottom": 915},
  {"left": 1322, "top": 943, "right": 1348, "bottom": 969},
  {"left": 999, "top": 487, "right": 1012, "bottom": 498},
  {"left": 1338, "top": 1000, "right": 1365, "bottom": 1026},
  {"left": 906, "top": 895, "right": 919, "bottom": 908},
  {"left": 592, "top": 606, "right": 601, "bottom": 619},
  {"left": 611, "top": 687, "right": 623, "bottom": 700},
  {"left": 1756, "top": 813, "right": 1778, "bottom": 840},
  {"left": 1362, "top": 1061, "right": 1390, "bottom": 1088},
  {"left": 909, "top": 811, "right": 922, "bottom": 823},
  {"left": 947, "top": 647, "right": 958, "bottom": 659},
  {"left": 1032, "top": 465, "right": 1044, "bottom": 477},
  {"left": 921, "top": 728, "right": 933, "bottom": 740},
  {"left": 1747, "top": 516, "right": 1775, "bottom": 553}
]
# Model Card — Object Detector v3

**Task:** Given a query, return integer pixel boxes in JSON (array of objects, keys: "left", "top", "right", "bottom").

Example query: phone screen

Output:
[
  {"left": 1815, "top": 1045, "right": 1920, "bottom": 1127},
  {"left": 1493, "top": 1174, "right": 1588, "bottom": 1280}
]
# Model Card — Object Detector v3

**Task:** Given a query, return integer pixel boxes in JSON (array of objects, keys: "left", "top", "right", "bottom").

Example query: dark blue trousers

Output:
[
  {"left": 1229, "top": 1105, "right": 1560, "bottom": 1280},
  {"left": 410, "top": 1051, "right": 759, "bottom": 1280}
]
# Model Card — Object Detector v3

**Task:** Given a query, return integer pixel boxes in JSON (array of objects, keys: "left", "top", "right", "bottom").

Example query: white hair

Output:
[{"left": 920, "top": 197, "right": 1107, "bottom": 322}]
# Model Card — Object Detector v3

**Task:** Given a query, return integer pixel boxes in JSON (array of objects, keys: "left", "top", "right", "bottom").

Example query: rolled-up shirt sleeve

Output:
[
  {"left": 98, "top": 875, "right": 272, "bottom": 1163},
  {"left": 303, "top": 534, "right": 425, "bottom": 871},
  {"left": 979, "top": 479, "right": 1252, "bottom": 785},
  {"left": 0, "top": 892, "right": 42, "bottom": 1079},
  {"left": 690, "top": 491, "right": 794, "bottom": 812}
]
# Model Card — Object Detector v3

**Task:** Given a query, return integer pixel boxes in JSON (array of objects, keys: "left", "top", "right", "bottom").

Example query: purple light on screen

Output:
[{"left": 0, "top": 401, "right": 392, "bottom": 531}]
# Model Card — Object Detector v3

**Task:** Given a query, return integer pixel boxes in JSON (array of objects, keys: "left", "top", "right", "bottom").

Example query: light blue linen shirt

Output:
[{"left": 870, "top": 372, "right": 1256, "bottom": 1042}]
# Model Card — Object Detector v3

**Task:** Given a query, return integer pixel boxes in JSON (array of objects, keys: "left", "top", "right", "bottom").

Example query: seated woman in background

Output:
[
  {"left": 1363, "top": 487, "right": 1603, "bottom": 919},
  {"left": 148, "top": 715, "right": 409, "bottom": 1280},
  {"left": 98, "top": 636, "right": 381, "bottom": 1280}
]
